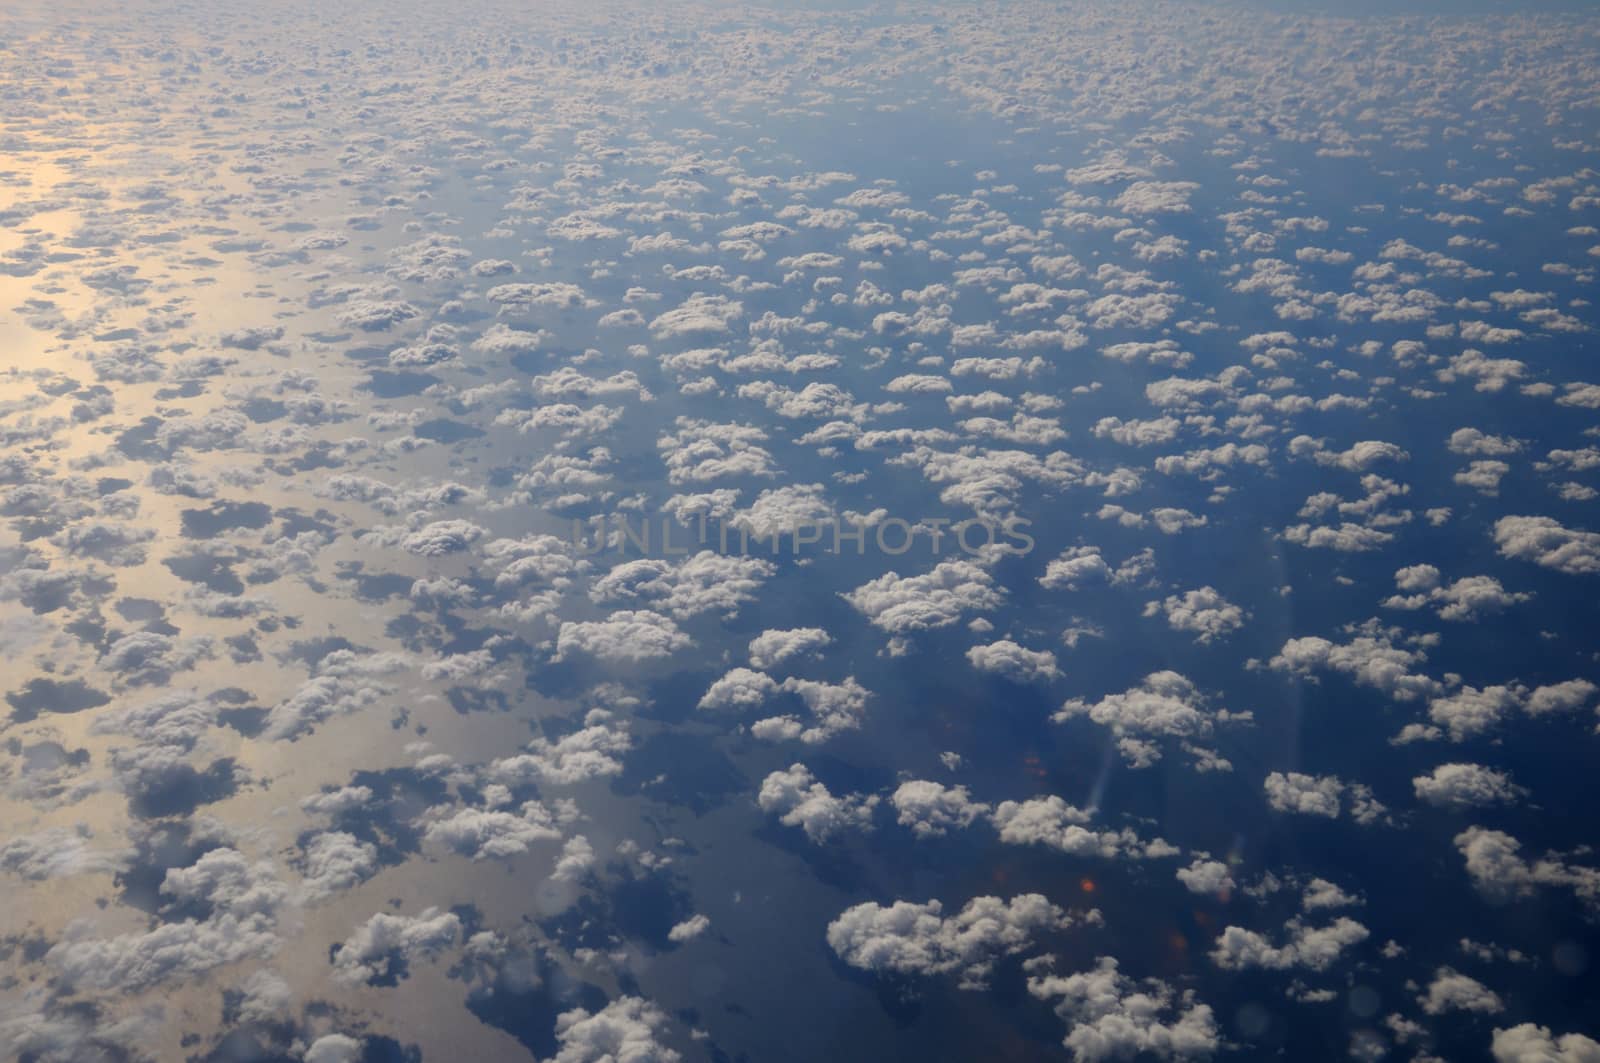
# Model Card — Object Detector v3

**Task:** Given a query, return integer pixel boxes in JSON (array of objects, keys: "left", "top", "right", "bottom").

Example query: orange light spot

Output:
[{"left": 1080, "top": 878, "right": 1096, "bottom": 893}]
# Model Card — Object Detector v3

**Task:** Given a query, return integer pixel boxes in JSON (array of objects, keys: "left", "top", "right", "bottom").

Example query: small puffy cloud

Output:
[
  {"left": 1494, "top": 516, "right": 1600, "bottom": 575},
  {"left": 1525, "top": 679, "right": 1597, "bottom": 716},
  {"left": 748, "top": 627, "right": 832, "bottom": 670},
  {"left": 591, "top": 552, "right": 773, "bottom": 620},
  {"left": 1210, "top": 917, "right": 1369, "bottom": 972},
  {"left": 658, "top": 418, "right": 776, "bottom": 484},
  {"left": 843, "top": 560, "right": 1004, "bottom": 638},
  {"left": 966, "top": 640, "right": 1060, "bottom": 683},
  {"left": 299, "top": 831, "right": 379, "bottom": 901},
  {"left": 891, "top": 781, "right": 990, "bottom": 838},
  {"left": 1301, "top": 879, "right": 1361, "bottom": 911},
  {"left": 1426, "top": 685, "right": 1527, "bottom": 742},
  {"left": 1490, "top": 1024, "right": 1600, "bottom": 1063},
  {"left": 303, "top": 1035, "right": 364, "bottom": 1063},
  {"left": 492, "top": 716, "right": 631, "bottom": 787},
  {"left": 1114, "top": 180, "right": 1200, "bottom": 215},
  {"left": 1176, "top": 858, "right": 1235, "bottom": 898},
  {"left": 758, "top": 764, "right": 877, "bottom": 841},
  {"left": 827, "top": 893, "right": 1080, "bottom": 990},
  {"left": 1056, "top": 672, "right": 1233, "bottom": 769},
  {"left": 1029, "top": 956, "right": 1220, "bottom": 1062},
  {"left": 1383, "top": 570, "right": 1531, "bottom": 622},
  {"left": 649, "top": 292, "right": 742, "bottom": 338},
  {"left": 555, "top": 611, "right": 692, "bottom": 663},
  {"left": 1418, "top": 967, "right": 1504, "bottom": 1016},
  {"left": 697, "top": 668, "right": 779, "bottom": 712},
  {"left": 753, "top": 676, "right": 871, "bottom": 745},
  {"left": 0, "top": 827, "right": 130, "bottom": 881},
  {"left": 1413, "top": 764, "right": 1526, "bottom": 811},
  {"left": 423, "top": 806, "right": 561, "bottom": 861},
  {"left": 1144, "top": 587, "right": 1246, "bottom": 644},
  {"left": 553, "top": 996, "right": 680, "bottom": 1063},
  {"left": 1455, "top": 827, "right": 1600, "bottom": 911},
  {"left": 331, "top": 907, "right": 462, "bottom": 986},
  {"left": 1267, "top": 626, "right": 1440, "bottom": 702},
  {"left": 1039, "top": 546, "right": 1114, "bottom": 591},
  {"left": 991, "top": 796, "right": 1176, "bottom": 860},
  {"left": 1263, "top": 772, "right": 1388, "bottom": 825},
  {"left": 667, "top": 914, "right": 710, "bottom": 943}
]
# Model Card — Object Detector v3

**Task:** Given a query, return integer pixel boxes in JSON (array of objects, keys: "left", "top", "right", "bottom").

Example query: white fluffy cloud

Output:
[
  {"left": 1494, "top": 516, "right": 1600, "bottom": 575},
  {"left": 1056, "top": 672, "right": 1235, "bottom": 770},
  {"left": 828, "top": 893, "right": 1082, "bottom": 990},
  {"left": 891, "top": 781, "right": 990, "bottom": 838},
  {"left": 1210, "top": 917, "right": 1369, "bottom": 972},
  {"left": 1029, "top": 956, "right": 1220, "bottom": 1062},
  {"left": 758, "top": 764, "right": 878, "bottom": 841},
  {"left": 1413, "top": 764, "right": 1526, "bottom": 811},
  {"left": 331, "top": 907, "right": 462, "bottom": 985},
  {"left": 553, "top": 996, "right": 681, "bottom": 1063},
  {"left": 1144, "top": 587, "right": 1246, "bottom": 644},
  {"left": 965, "top": 639, "right": 1060, "bottom": 683}
]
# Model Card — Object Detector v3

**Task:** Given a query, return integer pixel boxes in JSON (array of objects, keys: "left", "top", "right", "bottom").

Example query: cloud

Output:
[
  {"left": 423, "top": 806, "right": 562, "bottom": 861},
  {"left": 298, "top": 831, "right": 379, "bottom": 900},
  {"left": 1413, "top": 764, "right": 1527, "bottom": 810},
  {"left": 1029, "top": 956, "right": 1220, "bottom": 1062},
  {"left": 1494, "top": 516, "right": 1600, "bottom": 575},
  {"left": 1056, "top": 672, "right": 1236, "bottom": 770},
  {"left": 555, "top": 611, "right": 692, "bottom": 662},
  {"left": 758, "top": 764, "right": 878, "bottom": 841},
  {"left": 1266, "top": 624, "right": 1440, "bottom": 702},
  {"left": 1210, "top": 917, "right": 1369, "bottom": 972},
  {"left": 1455, "top": 827, "right": 1600, "bottom": 911},
  {"left": 331, "top": 907, "right": 462, "bottom": 986},
  {"left": 1263, "top": 771, "right": 1388, "bottom": 825},
  {"left": 843, "top": 560, "right": 1004, "bottom": 639},
  {"left": 649, "top": 292, "right": 742, "bottom": 338},
  {"left": 1490, "top": 1024, "right": 1600, "bottom": 1063},
  {"left": 1382, "top": 568, "right": 1532, "bottom": 621},
  {"left": 891, "top": 781, "right": 991, "bottom": 838},
  {"left": 667, "top": 914, "right": 710, "bottom": 943},
  {"left": 1144, "top": 587, "right": 1246, "bottom": 644},
  {"left": 553, "top": 996, "right": 680, "bottom": 1063},
  {"left": 591, "top": 551, "right": 773, "bottom": 619},
  {"left": 1176, "top": 858, "right": 1235, "bottom": 898},
  {"left": 698, "top": 668, "right": 780, "bottom": 712},
  {"left": 748, "top": 627, "right": 832, "bottom": 670},
  {"left": 965, "top": 639, "right": 1061, "bottom": 683},
  {"left": 0, "top": 826, "right": 129, "bottom": 881},
  {"left": 1418, "top": 967, "right": 1504, "bottom": 1016},
  {"left": 991, "top": 796, "right": 1176, "bottom": 860},
  {"left": 828, "top": 893, "right": 1082, "bottom": 990}
]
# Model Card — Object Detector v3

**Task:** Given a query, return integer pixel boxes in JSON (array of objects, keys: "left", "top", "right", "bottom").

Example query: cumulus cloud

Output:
[
  {"left": 1029, "top": 956, "right": 1220, "bottom": 1062},
  {"left": 758, "top": 764, "right": 878, "bottom": 841},
  {"left": 965, "top": 639, "right": 1061, "bottom": 683},
  {"left": 1413, "top": 764, "right": 1527, "bottom": 810},
  {"left": 1056, "top": 672, "right": 1238, "bottom": 770},
  {"left": 1494, "top": 516, "right": 1600, "bottom": 574},
  {"left": 891, "top": 781, "right": 991, "bottom": 838},
  {"left": 1144, "top": 587, "right": 1247, "bottom": 644},
  {"left": 748, "top": 627, "right": 832, "bottom": 670},
  {"left": 1455, "top": 827, "right": 1600, "bottom": 911},
  {"left": 553, "top": 996, "right": 680, "bottom": 1063},
  {"left": 828, "top": 894, "right": 1083, "bottom": 990},
  {"left": 1263, "top": 771, "right": 1388, "bottom": 825},
  {"left": 555, "top": 610, "right": 692, "bottom": 662},
  {"left": 843, "top": 560, "right": 1004, "bottom": 641},
  {"left": 331, "top": 907, "right": 462, "bottom": 986},
  {"left": 1210, "top": 917, "right": 1369, "bottom": 972}
]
